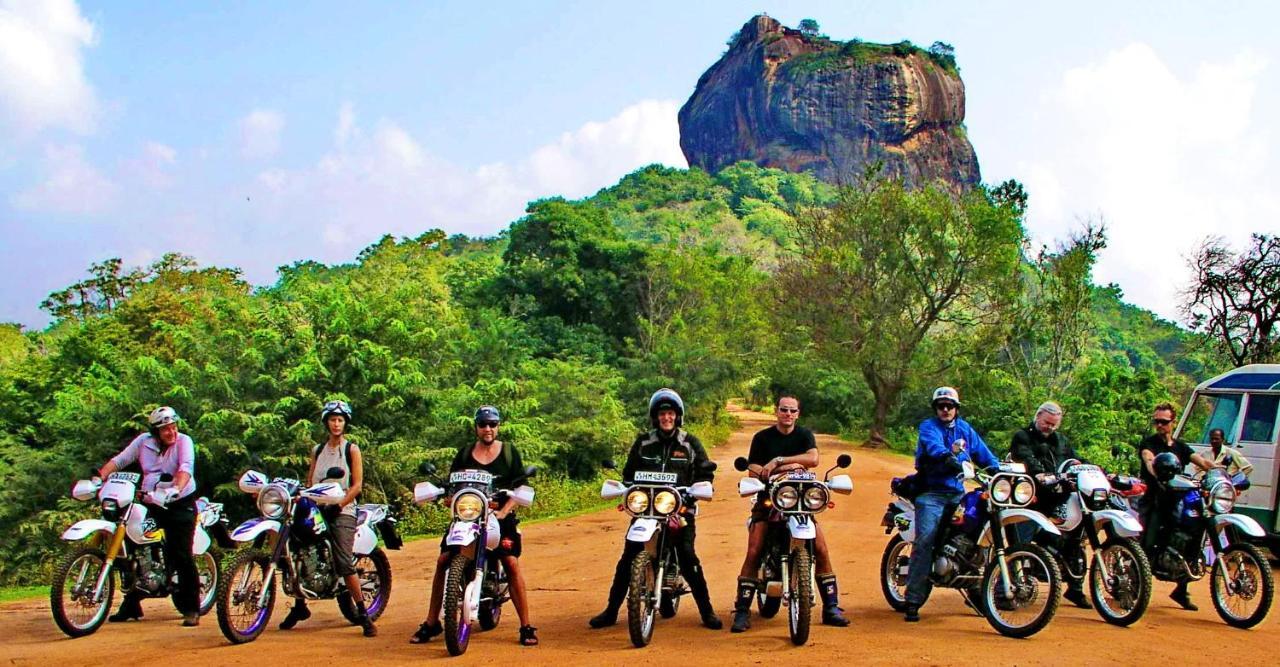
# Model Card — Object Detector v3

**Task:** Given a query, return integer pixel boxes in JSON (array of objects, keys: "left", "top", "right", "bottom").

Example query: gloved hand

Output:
[{"left": 146, "top": 487, "right": 179, "bottom": 507}]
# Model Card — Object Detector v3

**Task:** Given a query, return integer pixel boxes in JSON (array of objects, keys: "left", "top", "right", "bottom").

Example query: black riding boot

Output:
[
  {"left": 730, "top": 577, "right": 757, "bottom": 633},
  {"left": 817, "top": 574, "right": 850, "bottom": 626},
  {"left": 589, "top": 547, "right": 633, "bottom": 628},
  {"left": 683, "top": 562, "right": 722, "bottom": 629},
  {"left": 279, "top": 599, "right": 311, "bottom": 629},
  {"left": 108, "top": 592, "right": 144, "bottom": 622}
]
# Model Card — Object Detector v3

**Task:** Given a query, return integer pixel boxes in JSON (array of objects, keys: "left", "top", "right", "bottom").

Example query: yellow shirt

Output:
[{"left": 1211, "top": 446, "right": 1254, "bottom": 477}]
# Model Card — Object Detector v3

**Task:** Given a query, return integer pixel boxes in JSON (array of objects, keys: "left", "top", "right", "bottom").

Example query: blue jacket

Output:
[{"left": 914, "top": 416, "right": 998, "bottom": 494}]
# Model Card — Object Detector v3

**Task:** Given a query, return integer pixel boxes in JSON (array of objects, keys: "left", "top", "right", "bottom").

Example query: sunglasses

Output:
[
  {"left": 778, "top": 407, "right": 799, "bottom": 414},
  {"left": 477, "top": 421, "right": 499, "bottom": 429},
  {"left": 934, "top": 403, "right": 958, "bottom": 411},
  {"left": 1152, "top": 418, "right": 1172, "bottom": 426}
]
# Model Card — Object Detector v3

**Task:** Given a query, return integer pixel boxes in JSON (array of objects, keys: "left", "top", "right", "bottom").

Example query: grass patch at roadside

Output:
[{"left": 0, "top": 585, "right": 46, "bottom": 604}]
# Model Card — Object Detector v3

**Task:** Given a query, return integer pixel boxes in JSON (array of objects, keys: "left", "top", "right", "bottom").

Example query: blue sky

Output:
[{"left": 3, "top": 0, "right": 1278, "bottom": 327}]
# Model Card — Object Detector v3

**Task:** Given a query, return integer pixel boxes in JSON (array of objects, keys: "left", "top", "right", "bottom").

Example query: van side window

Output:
[
  {"left": 1184, "top": 393, "right": 1243, "bottom": 444},
  {"left": 1240, "top": 394, "right": 1280, "bottom": 443}
]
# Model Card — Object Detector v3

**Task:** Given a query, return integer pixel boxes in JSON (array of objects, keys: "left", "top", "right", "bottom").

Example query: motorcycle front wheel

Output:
[
  {"left": 879, "top": 535, "right": 912, "bottom": 612},
  {"left": 479, "top": 559, "right": 506, "bottom": 630},
  {"left": 1089, "top": 537, "right": 1151, "bottom": 627},
  {"left": 443, "top": 553, "right": 474, "bottom": 656},
  {"left": 1210, "top": 542, "right": 1274, "bottom": 629},
  {"left": 50, "top": 546, "right": 114, "bottom": 638},
  {"left": 216, "top": 549, "right": 276, "bottom": 644},
  {"left": 981, "top": 543, "right": 1061, "bottom": 638},
  {"left": 337, "top": 548, "right": 393, "bottom": 623},
  {"left": 627, "top": 550, "right": 657, "bottom": 648},
  {"left": 787, "top": 548, "right": 812, "bottom": 646}
]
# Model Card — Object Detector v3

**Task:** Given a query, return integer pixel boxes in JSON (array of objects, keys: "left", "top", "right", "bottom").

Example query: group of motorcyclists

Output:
[{"left": 73, "top": 380, "right": 1261, "bottom": 647}]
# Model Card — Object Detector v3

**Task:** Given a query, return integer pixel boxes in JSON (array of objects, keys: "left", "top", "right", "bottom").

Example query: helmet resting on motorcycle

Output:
[
  {"left": 1153, "top": 451, "right": 1182, "bottom": 482},
  {"left": 474, "top": 405, "right": 501, "bottom": 425},
  {"left": 648, "top": 388, "right": 684, "bottom": 429},
  {"left": 321, "top": 400, "right": 353, "bottom": 427},
  {"left": 147, "top": 406, "right": 180, "bottom": 438}
]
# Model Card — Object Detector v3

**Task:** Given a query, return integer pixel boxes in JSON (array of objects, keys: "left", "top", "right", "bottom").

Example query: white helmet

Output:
[
  {"left": 930, "top": 386, "right": 961, "bottom": 406},
  {"left": 148, "top": 406, "right": 180, "bottom": 436}
]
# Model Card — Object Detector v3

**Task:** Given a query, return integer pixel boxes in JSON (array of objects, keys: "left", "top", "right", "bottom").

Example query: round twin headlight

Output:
[
  {"left": 257, "top": 485, "right": 289, "bottom": 520},
  {"left": 454, "top": 492, "right": 485, "bottom": 521},
  {"left": 653, "top": 490, "right": 679, "bottom": 515},
  {"left": 1209, "top": 482, "right": 1236, "bottom": 514},
  {"left": 803, "top": 486, "right": 829, "bottom": 511},
  {"left": 775, "top": 486, "right": 800, "bottom": 510},
  {"left": 991, "top": 478, "right": 1013, "bottom": 504},
  {"left": 626, "top": 490, "right": 650, "bottom": 514},
  {"left": 1013, "top": 479, "right": 1035, "bottom": 505}
]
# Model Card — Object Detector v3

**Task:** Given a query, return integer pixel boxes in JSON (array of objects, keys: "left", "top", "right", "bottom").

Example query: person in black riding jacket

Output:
[
  {"left": 587, "top": 388, "right": 723, "bottom": 631},
  {"left": 1008, "top": 401, "right": 1091, "bottom": 609}
]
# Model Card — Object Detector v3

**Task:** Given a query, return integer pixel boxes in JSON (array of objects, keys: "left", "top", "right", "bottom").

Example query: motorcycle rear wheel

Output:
[
  {"left": 879, "top": 535, "right": 911, "bottom": 612},
  {"left": 51, "top": 546, "right": 114, "bottom": 638},
  {"left": 1210, "top": 542, "right": 1274, "bottom": 629},
  {"left": 627, "top": 550, "right": 657, "bottom": 648},
  {"left": 443, "top": 553, "right": 473, "bottom": 656},
  {"left": 787, "top": 548, "right": 812, "bottom": 646},
  {"left": 216, "top": 549, "right": 275, "bottom": 644},
  {"left": 337, "top": 548, "right": 393, "bottom": 623},
  {"left": 1089, "top": 537, "right": 1151, "bottom": 627},
  {"left": 981, "top": 543, "right": 1061, "bottom": 638}
]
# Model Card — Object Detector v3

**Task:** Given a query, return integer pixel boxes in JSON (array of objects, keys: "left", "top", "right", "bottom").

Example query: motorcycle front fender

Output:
[
  {"left": 1214, "top": 512, "right": 1265, "bottom": 538},
  {"left": 787, "top": 515, "right": 816, "bottom": 540},
  {"left": 978, "top": 508, "right": 1060, "bottom": 547},
  {"left": 446, "top": 520, "right": 479, "bottom": 547},
  {"left": 1093, "top": 508, "right": 1143, "bottom": 538},
  {"left": 229, "top": 517, "right": 281, "bottom": 543},
  {"left": 626, "top": 517, "right": 661, "bottom": 543},
  {"left": 61, "top": 519, "right": 116, "bottom": 543}
]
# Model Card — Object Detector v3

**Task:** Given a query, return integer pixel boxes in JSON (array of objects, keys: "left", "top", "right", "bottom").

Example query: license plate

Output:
[
  {"left": 450, "top": 470, "right": 494, "bottom": 485},
  {"left": 109, "top": 472, "right": 141, "bottom": 483},
  {"left": 633, "top": 471, "right": 678, "bottom": 484},
  {"left": 787, "top": 471, "right": 816, "bottom": 481}
]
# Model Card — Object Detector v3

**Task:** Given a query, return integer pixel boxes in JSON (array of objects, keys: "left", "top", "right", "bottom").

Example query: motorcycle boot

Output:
[
  {"left": 279, "top": 599, "right": 311, "bottom": 629},
  {"left": 108, "top": 593, "right": 144, "bottom": 622},
  {"left": 817, "top": 573, "right": 850, "bottom": 626},
  {"left": 682, "top": 562, "right": 722, "bottom": 629},
  {"left": 182, "top": 611, "right": 199, "bottom": 627},
  {"left": 1170, "top": 581, "right": 1198, "bottom": 611},
  {"left": 730, "top": 577, "right": 757, "bottom": 633},
  {"left": 1063, "top": 581, "right": 1092, "bottom": 609}
]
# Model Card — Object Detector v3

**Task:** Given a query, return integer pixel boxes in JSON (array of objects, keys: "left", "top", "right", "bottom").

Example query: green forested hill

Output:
[{"left": 0, "top": 162, "right": 1220, "bottom": 584}]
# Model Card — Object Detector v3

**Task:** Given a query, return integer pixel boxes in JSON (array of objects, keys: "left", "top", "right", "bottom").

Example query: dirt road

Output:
[{"left": 4, "top": 406, "right": 1276, "bottom": 665}]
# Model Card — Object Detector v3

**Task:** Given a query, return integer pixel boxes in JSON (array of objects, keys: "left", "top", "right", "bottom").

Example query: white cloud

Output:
[
  {"left": 10, "top": 142, "right": 116, "bottom": 214},
  {"left": 239, "top": 109, "right": 284, "bottom": 159},
  {"left": 1018, "top": 43, "right": 1277, "bottom": 322},
  {"left": 125, "top": 140, "right": 178, "bottom": 188},
  {"left": 0, "top": 0, "right": 97, "bottom": 136}
]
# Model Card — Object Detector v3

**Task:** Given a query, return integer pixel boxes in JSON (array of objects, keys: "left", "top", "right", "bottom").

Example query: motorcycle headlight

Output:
[
  {"left": 991, "top": 478, "right": 1013, "bottom": 504},
  {"left": 1013, "top": 480, "right": 1035, "bottom": 505},
  {"left": 803, "top": 486, "right": 829, "bottom": 511},
  {"left": 101, "top": 498, "right": 120, "bottom": 521},
  {"left": 1209, "top": 481, "right": 1236, "bottom": 514},
  {"left": 454, "top": 493, "right": 485, "bottom": 521},
  {"left": 774, "top": 485, "right": 799, "bottom": 510},
  {"left": 653, "top": 490, "right": 679, "bottom": 515},
  {"left": 257, "top": 485, "right": 289, "bottom": 520},
  {"left": 626, "top": 489, "right": 650, "bottom": 514}
]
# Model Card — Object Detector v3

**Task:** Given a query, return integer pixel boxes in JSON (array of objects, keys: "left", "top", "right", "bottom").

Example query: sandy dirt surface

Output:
[{"left": 4, "top": 406, "right": 1276, "bottom": 665}]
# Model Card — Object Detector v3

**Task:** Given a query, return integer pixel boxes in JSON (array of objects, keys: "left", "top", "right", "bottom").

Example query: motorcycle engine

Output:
[
  {"left": 934, "top": 535, "right": 979, "bottom": 583},
  {"left": 131, "top": 546, "right": 168, "bottom": 595},
  {"left": 295, "top": 544, "right": 334, "bottom": 595}
]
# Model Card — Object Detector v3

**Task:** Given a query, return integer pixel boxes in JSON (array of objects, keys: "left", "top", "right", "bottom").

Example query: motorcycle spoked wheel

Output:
[
  {"left": 443, "top": 553, "right": 474, "bottom": 656},
  {"left": 787, "top": 548, "right": 813, "bottom": 646},
  {"left": 337, "top": 548, "right": 393, "bottom": 623},
  {"left": 878, "top": 534, "right": 912, "bottom": 612},
  {"left": 479, "top": 559, "right": 507, "bottom": 631},
  {"left": 175, "top": 549, "right": 221, "bottom": 616},
  {"left": 980, "top": 543, "right": 1061, "bottom": 638},
  {"left": 216, "top": 549, "right": 276, "bottom": 644},
  {"left": 659, "top": 584, "right": 681, "bottom": 619},
  {"left": 1210, "top": 542, "right": 1274, "bottom": 629},
  {"left": 50, "top": 546, "right": 114, "bottom": 638},
  {"left": 627, "top": 550, "right": 658, "bottom": 648},
  {"left": 1088, "top": 537, "right": 1151, "bottom": 627}
]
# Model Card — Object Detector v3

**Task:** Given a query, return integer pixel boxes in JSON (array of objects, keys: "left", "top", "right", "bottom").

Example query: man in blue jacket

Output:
[{"left": 903, "top": 386, "right": 999, "bottom": 622}]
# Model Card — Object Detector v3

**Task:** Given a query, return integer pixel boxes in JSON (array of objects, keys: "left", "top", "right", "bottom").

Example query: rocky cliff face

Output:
[{"left": 679, "top": 15, "right": 980, "bottom": 189}]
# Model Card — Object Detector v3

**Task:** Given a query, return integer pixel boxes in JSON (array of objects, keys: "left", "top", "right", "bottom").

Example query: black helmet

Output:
[
  {"left": 648, "top": 388, "right": 684, "bottom": 429},
  {"left": 1153, "top": 452, "right": 1181, "bottom": 482},
  {"left": 474, "top": 405, "right": 501, "bottom": 425}
]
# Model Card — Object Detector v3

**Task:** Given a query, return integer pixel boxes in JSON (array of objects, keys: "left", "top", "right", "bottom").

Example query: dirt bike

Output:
[
  {"left": 880, "top": 461, "right": 1063, "bottom": 638},
  {"left": 599, "top": 461, "right": 714, "bottom": 648},
  {"left": 53, "top": 472, "right": 227, "bottom": 637},
  {"left": 414, "top": 464, "right": 536, "bottom": 656},
  {"left": 216, "top": 465, "right": 399, "bottom": 644},
  {"left": 1035, "top": 459, "right": 1152, "bottom": 626},
  {"left": 733, "top": 453, "right": 853, "bottom": 645},
  {"left": 1128, "top": 468, "right": 1274, "bottom": 628}
]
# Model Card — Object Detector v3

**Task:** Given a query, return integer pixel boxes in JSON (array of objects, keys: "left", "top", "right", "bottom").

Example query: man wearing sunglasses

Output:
[
  {"left": 903, "top": 386, "right": 999, "bottom": 622},
  {"left": 730, "top": 394, "right": 849, "bottom": 633},
  {"left": 1137, "top": 401, "right": 1215, "bottom": 611}
]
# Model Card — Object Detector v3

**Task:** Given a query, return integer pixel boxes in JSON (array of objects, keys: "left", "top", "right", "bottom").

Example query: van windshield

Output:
[{"left": 1181, "top": 393, "right": 1242, "bottom": 444}]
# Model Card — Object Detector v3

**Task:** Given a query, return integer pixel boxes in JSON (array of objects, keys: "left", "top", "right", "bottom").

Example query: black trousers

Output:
[
  {"left": 604, "top": 517, "right": 714, "bottom": 615},
  {"left": 150, "top": 499, "right": 199, "bottom": 614}
]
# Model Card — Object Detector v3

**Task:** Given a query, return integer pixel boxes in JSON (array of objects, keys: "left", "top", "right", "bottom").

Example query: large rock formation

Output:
[{"left": 679, "top": 15, "right": 980, "bottom": 189}]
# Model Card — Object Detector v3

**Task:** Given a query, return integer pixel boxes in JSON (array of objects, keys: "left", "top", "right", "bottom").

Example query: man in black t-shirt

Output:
[
  {"left": 730, "top": 395, "right": 849, "bottom": 633},
  {"left": 1137, "top": 401, "right": 1215, "bottom": 611}
]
